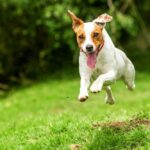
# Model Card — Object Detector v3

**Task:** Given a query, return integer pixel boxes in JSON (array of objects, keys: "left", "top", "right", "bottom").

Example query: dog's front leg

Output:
[
  {"left": 78, "top": 54, "right": 92, "bottom": 102},
  {"left": 78, "top": 76, "right": 91, "bottom": 102},
  {"left": 90, "top": 70, "right": 116, "bottom": 93}
]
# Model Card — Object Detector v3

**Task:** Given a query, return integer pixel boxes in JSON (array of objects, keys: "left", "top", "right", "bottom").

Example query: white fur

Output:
[
  {"left": 78, "top": 25, "right": 135, "bottom": 104},
  {"left": 81, "top": 23, "right": 96, "bottom": 52}
]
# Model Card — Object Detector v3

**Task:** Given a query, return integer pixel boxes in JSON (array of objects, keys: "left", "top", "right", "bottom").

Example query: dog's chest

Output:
[
  {"left": 91, "top": 53, "right": 110, "bottom": 80},
  {"left": 91, "top": 68, "right": 102, "bottom": 81},
  {"left": 95, "top": 53, "right": 108, "bottom": 71}
]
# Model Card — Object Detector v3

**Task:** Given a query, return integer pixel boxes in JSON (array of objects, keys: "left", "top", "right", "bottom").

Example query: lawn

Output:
[{"left": 0, "top": 72, "right": 150, "bottom": 150}]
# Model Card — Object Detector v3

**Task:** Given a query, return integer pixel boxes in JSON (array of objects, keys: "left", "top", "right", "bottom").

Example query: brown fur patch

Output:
[
  {"left": 68, "top": 10, "right": 84, "bottom": 33},
  {"left": 91, "top": 24, "right": 103, "bottom": 49},
  {"left": 75, "top": 24, "right": 85, "bottom": 48}
]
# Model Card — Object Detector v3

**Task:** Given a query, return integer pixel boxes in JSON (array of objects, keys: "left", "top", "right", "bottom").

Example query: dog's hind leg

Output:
[
  {"left": 123, "top": 60, "right": 135, "bottom": 91},
  {"left": 104, "top": 86, "right": 115, "bottom": 105}
]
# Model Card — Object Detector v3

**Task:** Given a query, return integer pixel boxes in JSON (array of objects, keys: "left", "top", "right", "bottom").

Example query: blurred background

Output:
[{"left": 0, "top": 0, "right": 149, "bottom": 88}]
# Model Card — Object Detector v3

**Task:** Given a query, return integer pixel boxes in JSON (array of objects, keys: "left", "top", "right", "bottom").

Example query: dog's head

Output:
[{"left": 68, "top": 10, "right": 112, "bottom": 68}]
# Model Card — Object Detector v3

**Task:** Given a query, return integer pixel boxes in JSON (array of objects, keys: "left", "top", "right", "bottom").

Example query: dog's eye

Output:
[
  {"left": 93, "top": 32, "right": 99, "bottom": 38},
  {"left": 78, "top": 34, "right": 84, "bottom": 40}
]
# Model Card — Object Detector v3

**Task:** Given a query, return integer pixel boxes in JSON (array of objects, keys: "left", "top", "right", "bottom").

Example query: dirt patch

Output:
[
  {"left": 130, "top": 119, "right": 150, "bottom": 127},
  {"left": 70, "top": 144, "right": 81, "bottom": 150},
  {"left": 92, "top": 118, "right": 150, "bottom": 130}
]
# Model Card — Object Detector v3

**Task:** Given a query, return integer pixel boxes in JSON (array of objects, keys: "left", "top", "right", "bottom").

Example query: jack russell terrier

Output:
[{"left": 68, "top": 10, "right": 135, "bottom": 104}]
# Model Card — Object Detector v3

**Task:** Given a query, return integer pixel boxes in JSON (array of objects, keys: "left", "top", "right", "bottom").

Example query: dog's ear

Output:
[
  {"left": 93, "top": 13, "right": 113, "bottom": 28},
  {"left": 68, "top": 10, "right": 84, "bottom": 32}
]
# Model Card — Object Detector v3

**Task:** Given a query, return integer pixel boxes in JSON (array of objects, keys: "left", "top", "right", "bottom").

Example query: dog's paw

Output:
[
  {"left": 90, "top": 81, "right": 102, "bottom": 93},
  {"left": 127, "top": 83, "right": 135, "bottom": 91},
  {"left": 78, "top": 93, "right": 88, "bottom": 102},
  {"left": 105, "top": 96, "right": 115, "bottom": 105}
]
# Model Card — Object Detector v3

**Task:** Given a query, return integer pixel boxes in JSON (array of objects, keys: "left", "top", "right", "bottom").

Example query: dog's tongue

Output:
[{"left": 87, "top": 52, "right": 97, "bottom": 69}]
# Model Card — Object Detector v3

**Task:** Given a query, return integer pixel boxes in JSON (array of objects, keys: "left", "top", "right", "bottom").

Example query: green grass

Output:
[{"left": 0, "top": 72, "right": 150, "bottom": 150}]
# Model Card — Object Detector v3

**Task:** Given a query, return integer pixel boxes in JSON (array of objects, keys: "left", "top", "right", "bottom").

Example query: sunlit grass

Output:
[{"left": 0, "top": 72, "right": 149, "bottom": 149}]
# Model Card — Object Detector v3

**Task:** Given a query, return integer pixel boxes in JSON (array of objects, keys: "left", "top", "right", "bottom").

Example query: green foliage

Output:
[{"left": 0, "top": 0, "right": 149, "bottom": 84}]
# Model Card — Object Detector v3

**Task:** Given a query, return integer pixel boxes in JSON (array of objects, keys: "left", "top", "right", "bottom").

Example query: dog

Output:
[{"left": 68, "top": 10, "right": 135, "bottom": 104}]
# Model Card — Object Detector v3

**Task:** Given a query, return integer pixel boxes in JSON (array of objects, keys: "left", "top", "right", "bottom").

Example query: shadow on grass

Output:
[{"left": 0, "top": 68, "right": 79, "bottom": 99}]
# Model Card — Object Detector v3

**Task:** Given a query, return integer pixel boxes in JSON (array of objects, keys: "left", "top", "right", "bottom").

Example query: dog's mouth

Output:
[
  {"left": 81, "top": 42, "right": 104, "bottom": 69},
  {"left": 86, "top": 51, "right": 97, "bottom": 69}
]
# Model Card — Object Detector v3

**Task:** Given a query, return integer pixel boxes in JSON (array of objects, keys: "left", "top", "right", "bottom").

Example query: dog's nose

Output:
[{"left": 86, "top": 45, "right": 93, "bottom": 52}]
